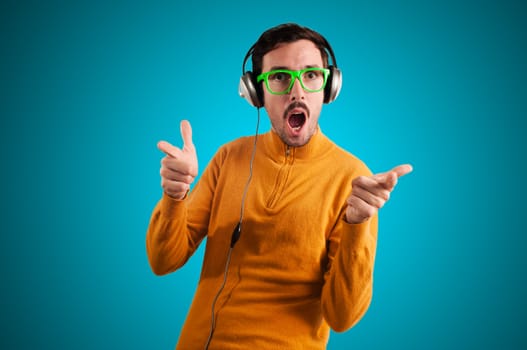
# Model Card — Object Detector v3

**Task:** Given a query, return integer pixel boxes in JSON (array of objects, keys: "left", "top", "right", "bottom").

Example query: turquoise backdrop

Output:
[{"left": 1, "top": 0, "right": 526, "bottom": 349}]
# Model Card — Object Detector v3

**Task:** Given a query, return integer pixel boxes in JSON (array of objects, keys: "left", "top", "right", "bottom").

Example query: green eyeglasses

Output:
[{"left": 257, "top": 67, "right": 330, "bottom": 95}]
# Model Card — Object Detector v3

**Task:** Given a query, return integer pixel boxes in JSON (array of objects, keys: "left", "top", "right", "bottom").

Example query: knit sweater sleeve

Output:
[
  {"left": 320, "top": 162, "right": 379, "bottom": 332},
  {"left": 146, "top": 148, "right": 223, "bottom": 276},
  {"left": 321, "top": 215, "right": 378, "bottom": 332}
]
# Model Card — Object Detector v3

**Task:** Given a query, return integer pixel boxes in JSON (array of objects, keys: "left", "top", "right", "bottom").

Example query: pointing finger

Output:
[
  {"left": 391, "top": 164, "right": 413, "bottom": 178},
  {"left": 372, "top": 164, "right": 413, "bottom": 190},
  {"left": 157, "top": 140, "right": 182, "bottom": 158}
]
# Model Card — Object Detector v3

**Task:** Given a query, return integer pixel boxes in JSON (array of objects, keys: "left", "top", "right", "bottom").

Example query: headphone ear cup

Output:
[
  {"left": 324, "top": 66, "right": 342, "bottom": 104},
  {"left": 239, "top": 72, "right": 263, "bottom": 108}
]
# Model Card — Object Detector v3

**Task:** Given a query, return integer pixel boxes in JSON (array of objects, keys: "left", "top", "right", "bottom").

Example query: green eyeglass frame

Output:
[{"left": 256, "top": 67, "right": 330, "bottom": 95}]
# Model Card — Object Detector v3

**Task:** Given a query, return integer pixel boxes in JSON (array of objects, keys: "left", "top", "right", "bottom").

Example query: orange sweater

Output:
[{"left": 147, "top": 129, "right": 378, "bottom": 350}]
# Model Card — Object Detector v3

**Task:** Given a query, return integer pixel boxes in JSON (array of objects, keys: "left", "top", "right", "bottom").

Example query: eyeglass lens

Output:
[{"left": 267, "top": 69, "right": 325, "bottom": 93}]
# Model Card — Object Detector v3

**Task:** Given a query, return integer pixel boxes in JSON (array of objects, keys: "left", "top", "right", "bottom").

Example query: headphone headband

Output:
[{"left": 242, "top": 44, "right": 256, "bottom": 75}]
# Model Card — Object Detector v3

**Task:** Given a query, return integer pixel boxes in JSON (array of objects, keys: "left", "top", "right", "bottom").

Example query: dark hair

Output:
[{"left": 251, "top": 23, "right": 331, "bottom": 78}]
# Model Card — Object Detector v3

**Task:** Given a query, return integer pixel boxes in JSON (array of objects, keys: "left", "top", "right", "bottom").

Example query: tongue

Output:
[{"left": 289, "top": 114, "right": 304, "bottom": 128}]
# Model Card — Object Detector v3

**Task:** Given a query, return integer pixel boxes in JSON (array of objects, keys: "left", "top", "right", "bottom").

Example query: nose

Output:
[{"left": 289, "top": 77, "right": 305, "bottom": 101}]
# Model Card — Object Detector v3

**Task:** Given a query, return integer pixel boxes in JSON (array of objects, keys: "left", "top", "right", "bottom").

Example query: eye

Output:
[
  {"left": 304, "top": 70, "right": 321, "bottom": 80},
  {"left": 269, "top": 72, "right": 289, "bottom": 82}
]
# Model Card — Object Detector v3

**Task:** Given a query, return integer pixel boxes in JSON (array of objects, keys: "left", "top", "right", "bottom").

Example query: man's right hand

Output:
[{"left": 157, "top": 120, "right": 198, "bottom": 200}]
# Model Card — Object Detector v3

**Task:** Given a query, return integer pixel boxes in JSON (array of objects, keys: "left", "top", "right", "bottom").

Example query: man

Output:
[{"left": 147, "top": 23, "right": 412, "bottom": 349}]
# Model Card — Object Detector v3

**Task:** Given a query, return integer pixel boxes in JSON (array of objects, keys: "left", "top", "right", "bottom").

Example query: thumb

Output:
[
  {"left": 180, "top": 120, "right": 194, "bottom": 150},
  {"left": 383, "top": 171, "right": 398, "bottom": 190}
]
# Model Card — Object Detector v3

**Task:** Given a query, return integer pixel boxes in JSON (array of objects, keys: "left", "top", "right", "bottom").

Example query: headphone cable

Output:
[{"left": 203, "top": 108, "right": 260, "bottom": 350}]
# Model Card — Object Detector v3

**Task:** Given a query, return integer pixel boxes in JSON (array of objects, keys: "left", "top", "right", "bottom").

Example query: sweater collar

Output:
[{"left": 261, "top": 126, "right": 331, "bottom": 161}]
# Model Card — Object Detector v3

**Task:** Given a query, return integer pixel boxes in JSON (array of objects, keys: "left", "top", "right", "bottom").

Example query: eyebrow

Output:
[{"left": 268, "top": 64, "right": 321, "bottom": 71}]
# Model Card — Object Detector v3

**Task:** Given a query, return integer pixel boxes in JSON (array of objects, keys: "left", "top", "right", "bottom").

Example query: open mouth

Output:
[{"left": 287, "top": 112, "right": 306, "bottom": 132}]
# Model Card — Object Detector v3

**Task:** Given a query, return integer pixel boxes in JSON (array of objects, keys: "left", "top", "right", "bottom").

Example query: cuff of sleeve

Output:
[
  {"left": 336, "top": 216, "right": 378, "bottom": 271},
  {"left": 342, "top": 219, "right": 370, "bottom": 235},
  {"left": 339, "top": 214, "right": 377, "bottom": 245},
  {"left": 159, "top": 192, "right": 187, "bottom": 219}
]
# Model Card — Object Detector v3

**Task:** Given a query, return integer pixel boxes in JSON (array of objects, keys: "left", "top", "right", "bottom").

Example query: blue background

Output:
[{"left": 1, "top": 0, "right": 526, "bottom": 349}]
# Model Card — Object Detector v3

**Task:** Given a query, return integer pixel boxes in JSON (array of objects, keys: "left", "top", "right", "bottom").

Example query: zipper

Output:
[{"left": 266, "top": 145, "right": 293, "bottom": 208}]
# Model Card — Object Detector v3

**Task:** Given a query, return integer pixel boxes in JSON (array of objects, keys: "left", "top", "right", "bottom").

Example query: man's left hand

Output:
[{"left": 345, "top": 164, "right": 413, "bottom": 224}]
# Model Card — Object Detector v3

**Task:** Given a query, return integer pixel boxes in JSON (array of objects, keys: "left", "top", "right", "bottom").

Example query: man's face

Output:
[{"left": 261, "top": 40, "right": 325, "bottom": 147}]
